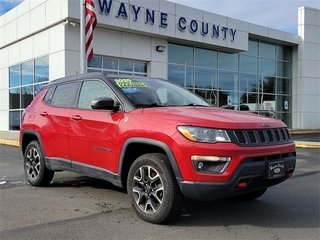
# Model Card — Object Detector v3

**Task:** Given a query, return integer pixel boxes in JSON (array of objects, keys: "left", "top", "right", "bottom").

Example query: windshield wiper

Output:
[
  {"left": 134, "top": 103, "right": 164, "bottom": 108},
  {"left": 187, "top": 103, "right": 210, "bottom": 107},
  {"left": 134, "top": 103, "right": 209, "bottom": 108}
]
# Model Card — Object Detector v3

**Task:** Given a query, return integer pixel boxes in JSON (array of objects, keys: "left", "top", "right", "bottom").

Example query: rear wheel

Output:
[
  {"left": 24, "top": 140, "right": 54, "bottom": 186},
  {"left": 236, "top": 188, "right": 267, "bottom": 200},
  {"left": 127, "top": 153, "right": 182, "bottom": 224}
]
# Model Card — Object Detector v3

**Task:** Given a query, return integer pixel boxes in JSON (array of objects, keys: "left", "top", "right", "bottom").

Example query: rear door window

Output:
[{"left": 50, "top": 82, "right": 79, "bottom": 108}]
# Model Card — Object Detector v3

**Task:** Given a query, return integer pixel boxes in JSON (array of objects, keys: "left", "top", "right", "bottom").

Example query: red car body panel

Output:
[{"left": 68, "top": 108, "right": 122, "bottom": 171}]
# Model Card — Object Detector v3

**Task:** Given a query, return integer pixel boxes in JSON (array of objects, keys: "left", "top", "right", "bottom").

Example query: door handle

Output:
[
  {"left": 40, "top": 112, "right": 48, "bottom": 117},
  {"left": 71, "top": 115, "right": 82, "bottom": 121}
]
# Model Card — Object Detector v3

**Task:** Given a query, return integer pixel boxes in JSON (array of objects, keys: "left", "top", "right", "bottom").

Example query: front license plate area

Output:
[{"left": 268, "top": 161, "right": 285, "bottom": 179}]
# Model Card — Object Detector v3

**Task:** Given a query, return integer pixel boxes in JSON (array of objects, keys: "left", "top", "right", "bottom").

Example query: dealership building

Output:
[{"left": 0, "top": 0, "right": 319, "bottom": 131}]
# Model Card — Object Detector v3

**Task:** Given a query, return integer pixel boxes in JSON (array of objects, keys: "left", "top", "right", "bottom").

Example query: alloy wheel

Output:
[
  {"left": 25, "top": 148, "right": 41, "bottom": 180},
  {"left": 132, "top": 165, "right": 164, "bottom": 213}
]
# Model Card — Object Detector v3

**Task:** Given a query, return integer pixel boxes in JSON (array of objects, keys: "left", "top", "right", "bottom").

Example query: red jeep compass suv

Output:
[{"left": 20, "top": 72, "right": 296, "bottom": 223}]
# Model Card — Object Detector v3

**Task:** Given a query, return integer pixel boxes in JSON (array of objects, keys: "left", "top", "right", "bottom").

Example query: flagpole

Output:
[{"left": 80, "top": 0, "right": 86, "bottom": 74}]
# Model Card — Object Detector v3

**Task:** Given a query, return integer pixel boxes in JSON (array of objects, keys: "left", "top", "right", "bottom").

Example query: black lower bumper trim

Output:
[{"left": 179, "top": 155, "right": 296, "bottom": 201}]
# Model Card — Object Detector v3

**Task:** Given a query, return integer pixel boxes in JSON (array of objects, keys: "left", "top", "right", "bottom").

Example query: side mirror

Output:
[{"left": 91, "top": 97, "right": 119, "bottom": 111}]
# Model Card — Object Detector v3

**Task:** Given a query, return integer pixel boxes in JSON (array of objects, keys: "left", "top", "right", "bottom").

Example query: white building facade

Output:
[{"left": 0, "top": 0, "right": 319, "bottom": 131}]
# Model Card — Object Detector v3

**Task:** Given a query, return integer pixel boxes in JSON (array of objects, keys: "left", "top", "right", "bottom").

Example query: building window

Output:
[
  {"left": 168, "top": 44, "right": 194, "bottom": 65},
  {"left": 260, "top": 41, "right": 276, "bottom": 59},
  {"left": 219, "top": 52, "right": 238, "bottom": 71},
  {"left": 168, "top": 40, "right": 293, "bottom": 127},
  {"left": 8, "top": 56, "right": 49, "bottom": 130},
  {"left": 87, "top": 56, "right": 147, "bottom": 76},
  {"left": 9, "top": 65, "right": 20, "bottom": 87}
]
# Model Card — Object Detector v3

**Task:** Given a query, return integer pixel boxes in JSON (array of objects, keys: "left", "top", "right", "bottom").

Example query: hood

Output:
[{"left": 142, "top": 107, "right": 285, "bottom": 129}]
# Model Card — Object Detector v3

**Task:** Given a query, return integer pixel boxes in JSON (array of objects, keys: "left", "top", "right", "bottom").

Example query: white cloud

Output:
[{"left": 169, "top": 0, "right": 320, "bottom": 34}]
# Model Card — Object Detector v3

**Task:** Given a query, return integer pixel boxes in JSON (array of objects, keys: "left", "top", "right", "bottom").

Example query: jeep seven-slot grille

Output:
[{"left": 229, "top": 128, "right": 292, "bottom": 146}]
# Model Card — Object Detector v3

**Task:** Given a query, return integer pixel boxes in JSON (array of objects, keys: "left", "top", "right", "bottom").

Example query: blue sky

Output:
[
  {"left": 0, "top": 0, "right": 24, "bottom": 15},
  {"left": 1, "top": 0, "right": 319, "bottom": 34}
]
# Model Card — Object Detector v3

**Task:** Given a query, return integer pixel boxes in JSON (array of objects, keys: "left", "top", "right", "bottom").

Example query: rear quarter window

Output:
[{"left": 43, "top": 87, "right": 55, "bottom": 104}]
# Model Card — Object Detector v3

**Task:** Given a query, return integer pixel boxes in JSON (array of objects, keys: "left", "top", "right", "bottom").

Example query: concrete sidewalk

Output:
[
  {"left": 0, "top": 131, "right": 20, "bottom": 147},
  {"left": 1, "top": 130, "right": 319, "bottom": 149}
]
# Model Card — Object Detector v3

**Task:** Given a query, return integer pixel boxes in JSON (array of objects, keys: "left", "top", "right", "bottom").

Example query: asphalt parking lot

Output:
[{"left": 0, "top": 144, "right": 319, "bottom": 240}]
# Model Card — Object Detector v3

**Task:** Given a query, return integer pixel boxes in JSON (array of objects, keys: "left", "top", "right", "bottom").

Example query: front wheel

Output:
[
  {"left": 24, "top": 140, "right": 54, "bottom": 186},
  {"left": 127, "top": 153, "right": 182, "bottom": 224}
]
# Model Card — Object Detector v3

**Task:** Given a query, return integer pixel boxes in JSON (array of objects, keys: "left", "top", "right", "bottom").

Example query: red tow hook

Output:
[{"left": 287, "top": 173, "right": 293, "bottom": 177}]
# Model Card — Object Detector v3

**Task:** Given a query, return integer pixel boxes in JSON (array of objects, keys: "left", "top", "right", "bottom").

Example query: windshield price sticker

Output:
[
  {"left": 268, "top": 161, "right": 285, "bottom": 179},
  {"left": 122, "top": 87, "right": 140, "bottom": 93},
  {"left": 115, "top": 79, "right": 147, "bottom": 88}
]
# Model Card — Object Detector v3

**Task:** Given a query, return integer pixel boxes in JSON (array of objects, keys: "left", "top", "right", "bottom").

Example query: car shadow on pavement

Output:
[
  {"left": 171, "top": 194, "right": 319, "bottom": 229},
  {"left": 48, "top": 175, "right": 127, "bottom": 194},
  {"left": 43, "top": 173, "right": 319, "bottom": 230}
]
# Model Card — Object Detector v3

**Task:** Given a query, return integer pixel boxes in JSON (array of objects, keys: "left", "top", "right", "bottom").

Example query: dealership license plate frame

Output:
[{"left": 268, "top": 160, "right": 285, "bottom": 179}]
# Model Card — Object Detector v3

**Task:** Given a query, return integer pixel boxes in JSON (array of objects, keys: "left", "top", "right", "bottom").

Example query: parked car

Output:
[{"left": 20, "top": 73, "right": 296, "bottom": 223}]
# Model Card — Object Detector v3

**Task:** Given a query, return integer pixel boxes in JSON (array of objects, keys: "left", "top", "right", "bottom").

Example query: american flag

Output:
[{"left": 85, "top": 0, "right": 97, "bottom": 62}]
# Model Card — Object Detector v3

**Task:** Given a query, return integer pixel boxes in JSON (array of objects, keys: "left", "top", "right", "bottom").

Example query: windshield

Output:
[{"left": 112, "top": 77, "right": 211, "bottom": 107}]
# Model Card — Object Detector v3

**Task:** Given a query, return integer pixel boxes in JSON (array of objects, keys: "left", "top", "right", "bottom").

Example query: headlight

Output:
[{"left": 177, "top": 126, "right": 231, "bottom": 143}]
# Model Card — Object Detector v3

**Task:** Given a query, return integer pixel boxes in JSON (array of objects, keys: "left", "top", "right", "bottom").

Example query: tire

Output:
[
  {"left": 236, "top": 188, "right": 267, "bottom": 200},
  {"left": 24, "top": 140, "right": 54, "bottom": 186},
  {"left": 127, "top": 153, "right": 183, "bottom": 224}
]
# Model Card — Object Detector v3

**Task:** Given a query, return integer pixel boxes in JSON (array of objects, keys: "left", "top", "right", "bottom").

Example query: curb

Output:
[
  {"left": 295, "top": 143, "right": 320, "bottom": 149},
  {"left": 289, "top": 130, "right": 320, "bottom": 135},
  {"left": 0, "top": 139, "right": 20, "bottom": 147}
]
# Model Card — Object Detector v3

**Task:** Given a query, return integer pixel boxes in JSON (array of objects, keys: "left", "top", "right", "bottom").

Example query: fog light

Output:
[
  {"left": 191, "top": 155, "right": 231, "bottom": 173},
  {"left": 197, "top": 162, "right": 204, "bottom": 170}
]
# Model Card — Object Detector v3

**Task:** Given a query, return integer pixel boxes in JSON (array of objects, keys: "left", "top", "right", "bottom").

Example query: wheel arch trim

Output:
[
  {"left": 118, "top": 137, "right": 183, "bottom": 183},
  {"left": 20, "top": 129, "right": 46, "bottom": 156}
]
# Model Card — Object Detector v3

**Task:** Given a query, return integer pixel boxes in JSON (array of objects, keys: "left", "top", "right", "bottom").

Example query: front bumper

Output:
[{"left": 179, "top": 153, "right": 296, "bottom": 201}]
